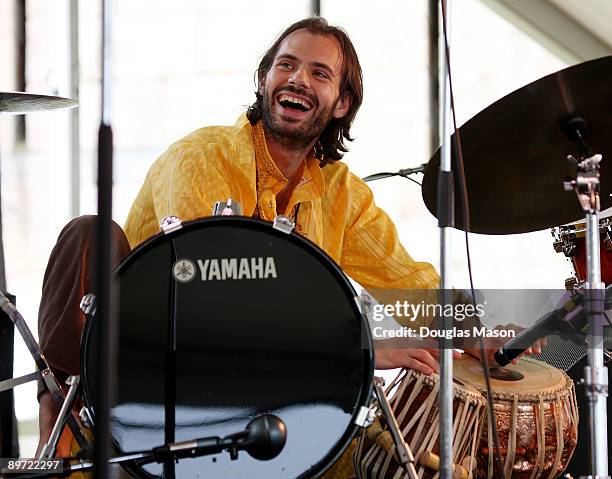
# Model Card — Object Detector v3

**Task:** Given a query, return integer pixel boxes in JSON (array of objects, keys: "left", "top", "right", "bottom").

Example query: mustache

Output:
[{"left": 273, "top": 85, "right": 317, "bottom": 107}]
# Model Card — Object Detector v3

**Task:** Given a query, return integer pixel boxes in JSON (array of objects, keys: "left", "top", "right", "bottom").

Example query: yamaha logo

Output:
[
  {"left": 172, "top": 257, "right": 278, "bottom": 282},
  {"left": 173, "top": 259, "right": 197, "bottom": 283}
]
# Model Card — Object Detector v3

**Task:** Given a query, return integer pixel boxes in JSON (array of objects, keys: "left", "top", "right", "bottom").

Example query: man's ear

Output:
[{"left": 333, "top": 92, "right": 352, "bottom": 119}]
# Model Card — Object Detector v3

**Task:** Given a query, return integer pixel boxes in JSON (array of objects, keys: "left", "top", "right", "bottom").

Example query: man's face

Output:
[{"left": 260, "top": 29, "right": 351, "bottom": 145}]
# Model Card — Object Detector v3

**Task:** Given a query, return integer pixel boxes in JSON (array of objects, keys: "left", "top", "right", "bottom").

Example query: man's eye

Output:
[
  {"left": 279, "top": 62, "right": 292, "bottom": 69},
  {"left": 314, "top": 71, "right": 329, "bottom": 79}
]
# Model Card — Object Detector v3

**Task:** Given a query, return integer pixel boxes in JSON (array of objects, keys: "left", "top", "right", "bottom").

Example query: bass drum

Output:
[{"left": 81, "top": 216, "right": 374, "bottom": 478}]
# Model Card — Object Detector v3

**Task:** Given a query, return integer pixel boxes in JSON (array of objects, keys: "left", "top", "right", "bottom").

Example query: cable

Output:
[{"left": 439, "top": 0, "right": 504, "bottom": 476}]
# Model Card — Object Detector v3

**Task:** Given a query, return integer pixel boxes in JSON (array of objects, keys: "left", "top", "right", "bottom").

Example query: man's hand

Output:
[
  {"left": 464, "top": 324, "right": 547, "bottom": 366},
  {"left": 375, "top": 348, "right": 462, "bottom": 375}
]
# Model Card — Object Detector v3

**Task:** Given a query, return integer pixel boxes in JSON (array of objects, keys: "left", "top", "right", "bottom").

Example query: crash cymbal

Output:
[
  {"left": 0, "top": 92, "right": 78, "bottom": 114},
  {"left": 422, "top": 55, "right": 612, "bottom": 235}
]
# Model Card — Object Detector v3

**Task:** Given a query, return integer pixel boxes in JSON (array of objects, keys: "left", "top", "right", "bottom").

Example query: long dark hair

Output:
[{"left": 246, "top": 17, "right": 363, "bottom": 166}]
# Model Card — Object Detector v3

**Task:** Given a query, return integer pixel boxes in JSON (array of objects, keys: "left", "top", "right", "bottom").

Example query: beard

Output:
[{"left": 261, "top": 85, "right": 335, "bottom": 150}]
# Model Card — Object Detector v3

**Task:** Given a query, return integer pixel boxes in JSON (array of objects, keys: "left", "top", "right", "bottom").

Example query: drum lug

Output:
[
  {"left": 354, "top": 405, "right": 375, "bottom": 428},
  {"left": 80, "top": 293, "right": 97, "bottom": 316},
  {"left": 79, "top": 406, "right": 94, "bottom": 429},
  {"left": 160, "top": 216, "right": 183, "bottom": 234},
  {"left": 273, "top": 215, "right": 295, "bottom": 234},
  {"left": 213, "top": 198, "right": 242, "bottom": 216}
]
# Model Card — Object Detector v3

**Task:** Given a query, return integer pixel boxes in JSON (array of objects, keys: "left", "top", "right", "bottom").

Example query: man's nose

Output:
[{"left": 288, "top": 66, "right": 310, "bottom": 88}]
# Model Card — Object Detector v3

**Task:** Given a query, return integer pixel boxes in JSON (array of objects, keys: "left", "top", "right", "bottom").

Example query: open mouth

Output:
[{"left": 276, "top": 93, "right": 314, "bottom": 113}]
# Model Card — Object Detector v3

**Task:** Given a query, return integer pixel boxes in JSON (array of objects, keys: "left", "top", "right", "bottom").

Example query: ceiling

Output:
[{"left": 479, "top": 0, "right": 612, "bottom": 64}]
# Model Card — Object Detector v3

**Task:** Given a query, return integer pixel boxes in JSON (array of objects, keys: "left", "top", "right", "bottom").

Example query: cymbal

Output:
[
  {"left": 422, "top": 55, "right": 612, "bottom": 235},
  {"left": 0, "top": 92, "right": 78, "bottom": 114}
]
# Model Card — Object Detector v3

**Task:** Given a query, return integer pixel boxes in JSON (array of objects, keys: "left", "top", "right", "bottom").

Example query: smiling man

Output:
[
  {"left": 36, "top": 17, "right": 448, "bottom": 477},
  {"left": 124, "top": 18, "right": 445, "bottom": 374}
]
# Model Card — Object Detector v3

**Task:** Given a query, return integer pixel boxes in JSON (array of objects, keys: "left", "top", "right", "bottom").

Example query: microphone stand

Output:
[
  {"left": 362, "top": 164, "right": 426, "bottom": 183},
  {"left": 562, "top": 117, "right": 609, "bottom": 478},
  {"left": 437, "top": 1, "right": 455, "bottom": 477},
  {"left": 10, "top": 415, "right": 287, "bottom": 479},
  {"left": 93, "top": 0, "right": 115, "bottom": 477}
]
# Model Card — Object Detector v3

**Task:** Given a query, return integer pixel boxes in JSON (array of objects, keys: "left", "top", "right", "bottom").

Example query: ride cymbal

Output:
[{"left": 422, "top": 55, "right": 612, "bottom": 235}]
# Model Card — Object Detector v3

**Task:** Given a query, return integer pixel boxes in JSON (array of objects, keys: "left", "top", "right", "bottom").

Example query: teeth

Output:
[{"left": 278, "top": 94, "right": 312, "bottom": 110}]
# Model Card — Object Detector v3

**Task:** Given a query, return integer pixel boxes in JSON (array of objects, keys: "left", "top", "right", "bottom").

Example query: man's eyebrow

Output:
[{"left": 276, "top": 54, "right": 337, "bottom": 76}]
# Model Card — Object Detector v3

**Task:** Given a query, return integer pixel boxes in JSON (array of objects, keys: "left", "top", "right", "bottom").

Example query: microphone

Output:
[
  {"left": 151, "top": 414, "right": 287, "bottom": 462},
  {"left": 493, "top": 286, "right": 612, "bottom": 367},
  {"left": 242, "top": 413, "right": 287, "bottom": 460}
]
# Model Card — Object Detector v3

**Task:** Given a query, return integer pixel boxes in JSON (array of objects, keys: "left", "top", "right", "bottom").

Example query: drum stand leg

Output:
[
  {"left": 373, "top": 377, "right": 419, "bottom": 479},
  {"left": 0, "top": 291, "right": 91, "bottom": 454},
  {"left": 38, "top": 375, "right": 80, "bottom": 459},
  {"left": 563, "top": 123, "right": 609, "bottom": 478}
]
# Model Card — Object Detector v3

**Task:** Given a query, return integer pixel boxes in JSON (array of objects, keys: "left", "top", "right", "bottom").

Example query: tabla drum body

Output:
[
  {"left": 354, "top": 368, "right": 487, "bottom": 479},
  {"left": 454, "top": 356, "right": 578, "bottom": 479},
  {"left": 81, "top": 216, "right": 374, "bottom": 478},
  {"left": 552, "top": 217, "right": 612, "bottom": 285}
]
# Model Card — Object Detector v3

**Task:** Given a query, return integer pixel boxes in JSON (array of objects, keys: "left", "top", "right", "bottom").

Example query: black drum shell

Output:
[{"left": 81, "top": 216, "right": 374, "bottom": 478}]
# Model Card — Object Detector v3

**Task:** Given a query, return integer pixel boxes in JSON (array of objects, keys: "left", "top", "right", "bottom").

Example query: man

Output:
[
  {"left": 38, "top": 16, "right": 528, "bottom": 476},
  {"left": 123, "top": 17, "right": 452, "bottom": 375}
]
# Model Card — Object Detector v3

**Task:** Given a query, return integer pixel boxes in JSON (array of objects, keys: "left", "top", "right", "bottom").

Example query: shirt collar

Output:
[{"left": 252, "top": 120, "right": 325, "bottom": 198}]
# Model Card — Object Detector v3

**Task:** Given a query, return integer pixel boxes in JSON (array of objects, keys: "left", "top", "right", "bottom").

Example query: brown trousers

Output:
[{"left": 37, "top": 215, "right": 130, "bottom": 463}]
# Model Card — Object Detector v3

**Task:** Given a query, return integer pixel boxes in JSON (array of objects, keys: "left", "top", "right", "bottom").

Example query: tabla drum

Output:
[
  {"left": 552, "top": 216, "right": 612, "bottom": 286},
  {"left": 81, "top": 216, "right": 374, "bottom": 478},
  {"left": 454, "top": 356, "right": 578, "bottom": 479},
  {"left": 354, "top": 368, "right": 487, "bottom": 479}
]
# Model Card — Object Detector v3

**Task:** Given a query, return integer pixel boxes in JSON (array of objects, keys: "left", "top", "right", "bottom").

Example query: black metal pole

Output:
[
  {"left": 311, "top": 0, "right": 321, "bottom": 17},
  {"left": 428, "top": 0, "right": 440, "bottom": 154},
  {"left": 93, "top": 0, "right": 114, "bottom": 477}
]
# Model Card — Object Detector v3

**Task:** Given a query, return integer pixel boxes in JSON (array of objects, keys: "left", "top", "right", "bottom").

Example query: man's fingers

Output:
[
  {"left": 408, "top": 349, "right": 440, "bottom": 373},
  {"left": 403, "top": 357, "right": 435, "bottom": 376}
]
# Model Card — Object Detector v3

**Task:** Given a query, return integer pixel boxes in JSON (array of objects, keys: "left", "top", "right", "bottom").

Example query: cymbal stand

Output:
[
  {"left": 38, "top": 375, "right": 81, "bottom": 459},
  {"left": 563, "top": 117, "right": 609, "bottom": 478},
  {"left": 0, "top": 291, "right": 90, "bottom": 452}
]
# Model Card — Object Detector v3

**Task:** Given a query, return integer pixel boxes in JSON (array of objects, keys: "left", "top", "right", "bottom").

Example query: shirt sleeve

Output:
[
  {"left": 340, "top": 173, "right": 440, "bottom": 291},
  {"left": 124, "top": 142, "right": 237, "bottom": 247}
]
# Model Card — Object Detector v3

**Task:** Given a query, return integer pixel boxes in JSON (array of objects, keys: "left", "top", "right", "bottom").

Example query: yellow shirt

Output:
[{"left": 124, "top": 115, "right": 439, "bottom": 292}]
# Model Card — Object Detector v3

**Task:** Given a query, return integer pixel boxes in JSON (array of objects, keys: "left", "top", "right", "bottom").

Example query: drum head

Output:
[
  {"left": 454, "top": 355, "right": 567, "bottom": 396},
  {"left": 81, "top": 216, "right": 373, "bottom": 478}
]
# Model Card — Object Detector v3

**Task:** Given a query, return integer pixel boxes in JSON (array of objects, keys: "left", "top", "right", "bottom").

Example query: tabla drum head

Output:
[
  {"left": 81, "top": 216, "right": 374, "bottom": 478},
  {"left": 454, "top": 355, "right": 567, "bottom": 396}
]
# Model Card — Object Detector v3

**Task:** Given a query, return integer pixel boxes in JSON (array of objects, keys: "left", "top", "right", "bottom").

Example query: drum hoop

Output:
[
  {"left": 394, "top": 369, "right": 487, "bottom": 407},
  {"left": 472, "top": 371, "right": 575, "bottom": 402},
  {"left": 79, "top": 215, "right": 375, "bottom": 479}
]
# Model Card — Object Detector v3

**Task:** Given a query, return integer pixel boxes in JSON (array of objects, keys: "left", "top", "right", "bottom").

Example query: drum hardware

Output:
[
  {"left": 562, "top": 116, "right": 609, "bottom": 478},
  {"left": 80, "top": 293, "right": 96, "bottom": 316},
  {"left": 160, "top": 215, "right": 182, "bottom": 234},
  {"left": 272, "top": 215, "right": 295, "bottom": 234},
  {"left": 38, "top": 375, "right": 81, "bottom": 459},
  {"left": 79, "top": 406, "right": 93, "bottom": 429},
  {"left": 213, "top": 198, "right": 242, "bottom": 216},
  {"left": 566, "top": 277, "right": 580, "bottom": 291},
  {"left": 0, "top": 291, "right": 91, "bottom": 451}
]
